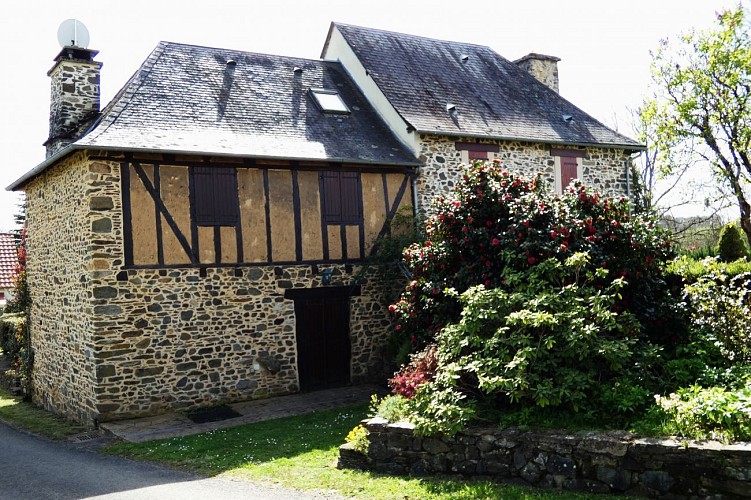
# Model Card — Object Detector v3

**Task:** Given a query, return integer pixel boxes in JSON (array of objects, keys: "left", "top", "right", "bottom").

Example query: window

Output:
[
  {"left": 310, "top": 89, "right": 350, "bottom": 114},
  {"left": 455, "top": 141, "right": 499, "bottom": 163},
  {"left": 192, "top": 167, "right": 240, "bottom": 226},
  {"left": 551, "top": 148, "right": 585, "bottom": 194},
  {"left": 321, "top": 171, "right": 361, "bottom": 224}
]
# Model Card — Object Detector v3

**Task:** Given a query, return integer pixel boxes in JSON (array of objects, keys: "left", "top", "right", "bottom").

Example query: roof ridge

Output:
[{"left": 332, "top": 22, "right": 492, "bottom": 50}]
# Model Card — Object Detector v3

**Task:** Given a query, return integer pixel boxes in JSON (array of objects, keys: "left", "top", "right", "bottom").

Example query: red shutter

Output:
[
  {"left": 560, "top": 157, "right": 578, "bottom": 192},
  {"left": 468, "top": 150, "right": 488, "bottom": 161}
]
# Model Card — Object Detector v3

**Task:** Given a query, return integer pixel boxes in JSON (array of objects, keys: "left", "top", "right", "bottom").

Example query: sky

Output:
[{"left": 0, "top": 0, "right": 742, "bottom": 231}]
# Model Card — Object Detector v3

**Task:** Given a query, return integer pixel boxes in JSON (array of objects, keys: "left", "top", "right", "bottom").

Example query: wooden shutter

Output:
[
  {"left": 339, "top": 172, "right": 361, "bottom": 223},
  {"left": 560, "top": 157, "right": 579, "bottom": 192},
  {"left": 212, "top": 168, "right": 239, "bottom": 225},
  {"left": 322, "top": 172, "right": 342, "bottom": 224},
  {"left": 322, "top": 171, "right": 361, "bottom": 224},
  {"left": 193, "top": 167, "right": 239, "bottom": 226}
]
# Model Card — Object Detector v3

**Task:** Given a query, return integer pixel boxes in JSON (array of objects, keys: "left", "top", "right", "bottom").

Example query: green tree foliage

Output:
[
  {"left": 642, "top": 6, "right": 751, "bottom": 247},
  {"left": 717, "top": 221, "right": 749, "bottom": 262}
]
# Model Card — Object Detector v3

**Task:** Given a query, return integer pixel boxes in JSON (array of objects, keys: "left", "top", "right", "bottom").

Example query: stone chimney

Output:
[
  {"left": 45, "top": 46, "right": 102, "bottom": 158},
  {"left": 514, "top": 53, "right": 560, "bottom": 93}
]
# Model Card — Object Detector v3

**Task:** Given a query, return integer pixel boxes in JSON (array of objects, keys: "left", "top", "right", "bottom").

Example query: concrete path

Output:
[
  {"left": 0, "top": 421, "right": 341, "bottom": 500},
  {"left": 101, "top": 385, "right": 380, "bottom": 443}
]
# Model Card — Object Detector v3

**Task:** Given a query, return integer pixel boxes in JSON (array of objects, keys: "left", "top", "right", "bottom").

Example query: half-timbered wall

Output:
[
  {"left": 24, "top": 150, "right": 411, "bottom": 424},
  {"left": 123, "top": 156, "right": 413, "bottom": 268}
]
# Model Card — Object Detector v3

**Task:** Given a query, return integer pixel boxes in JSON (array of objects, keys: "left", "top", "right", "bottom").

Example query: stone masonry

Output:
[
  {"left": 46, "top": 48, "right": 102, "bottom": 158},
  {"left": 26, "top": 151, "right": 397, "bottom": 424},
  {"left": 415, "top": 134, "right": 633, "bottom": 214},
  {"left": 340, "top": 418, "right": 751, "bottom": 498}
]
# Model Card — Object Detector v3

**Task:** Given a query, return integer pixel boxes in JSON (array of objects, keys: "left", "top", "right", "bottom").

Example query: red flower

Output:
[
  {"left": 527, "top": 256, "right": 536, "bottom": 265},
  {"left": 492, "top": 238, "right": 500, "bottom": 246}
]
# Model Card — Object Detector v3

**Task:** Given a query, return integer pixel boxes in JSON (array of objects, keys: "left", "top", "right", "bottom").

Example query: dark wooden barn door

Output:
[{"left": 294, "top": 293, "right": 351, "bottom": 391}]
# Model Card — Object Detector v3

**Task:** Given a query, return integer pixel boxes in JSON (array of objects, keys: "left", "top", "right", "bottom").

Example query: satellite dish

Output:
[{"left": 57, "top": 19, "right": 90, "bottom": 48}]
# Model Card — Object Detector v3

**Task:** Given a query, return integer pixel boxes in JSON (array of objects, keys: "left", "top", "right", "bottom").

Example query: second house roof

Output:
[{"left": 327, "top": 23, "right": 642, "bottom": 150}]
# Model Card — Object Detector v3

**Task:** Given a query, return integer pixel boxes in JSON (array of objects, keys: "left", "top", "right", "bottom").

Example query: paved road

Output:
[{"left": 0, "top": 422, "right": 336, "bottom": 500}]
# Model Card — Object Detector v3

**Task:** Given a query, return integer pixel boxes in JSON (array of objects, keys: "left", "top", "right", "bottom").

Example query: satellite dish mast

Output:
[{"left": 57, "top": 19, "right": 90, "bottom": 48}]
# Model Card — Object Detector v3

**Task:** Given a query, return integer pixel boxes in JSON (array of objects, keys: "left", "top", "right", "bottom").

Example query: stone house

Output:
[
  {"left": 8, "top": 23, "right": 642, "bottom": 425},
  {"left": 0, "top": 233, "right": 19, "bottom": 307}
]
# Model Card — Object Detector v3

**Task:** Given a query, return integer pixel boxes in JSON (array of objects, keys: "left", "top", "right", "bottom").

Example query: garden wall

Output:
[{"left": 339, "top": 417, "right": 751, "bottom": 498}]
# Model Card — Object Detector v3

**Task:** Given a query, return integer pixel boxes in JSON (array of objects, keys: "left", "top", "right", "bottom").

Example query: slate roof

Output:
[
  {"left": 85, "top": 42, "right": 418, "bottom": 164},
  {"left": 10, "top": 42, "right": 420, "bottom": 190},
  {"left": 0, "top": 233, "right": 18, "bottom": 289},
  {"left": 326, "top": 23, "right": 642, "bottom": 150}
]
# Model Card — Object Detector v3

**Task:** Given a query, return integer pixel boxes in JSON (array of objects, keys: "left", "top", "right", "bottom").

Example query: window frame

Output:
[
  {"left": 310, "top": 88, "right": 351, "bottom": 115},
  {"left": 552, "top": 148, "right": 585, "bottom": 194}
]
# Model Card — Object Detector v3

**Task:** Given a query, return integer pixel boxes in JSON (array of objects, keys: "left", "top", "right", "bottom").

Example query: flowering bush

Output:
[
  {"left": 389, "top": 161, "right": 675, "bottom": 354},
  {"left": 388, "top": 345, "right": 438, "bottom": 398}
]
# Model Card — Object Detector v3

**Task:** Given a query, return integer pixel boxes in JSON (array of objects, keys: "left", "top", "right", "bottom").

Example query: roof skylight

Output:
[{"left": 310, "top": 89, "right": 350, "bottom": 114}]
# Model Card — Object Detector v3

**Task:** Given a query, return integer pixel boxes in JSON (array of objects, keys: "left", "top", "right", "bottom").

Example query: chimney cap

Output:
[{"left": 513, "top": 53, "right": 561, "bottom": 64}]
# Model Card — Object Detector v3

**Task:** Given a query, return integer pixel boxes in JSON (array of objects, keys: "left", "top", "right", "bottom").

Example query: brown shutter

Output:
[
  {"left": 193, "top": 166, "right": 239, "bottom": 226},
  {"left": 560, "top": 157, "right": 579, "bottom": 192},
  {"left": 212, "top": 168, "right": 239, "bottom": 225},
  {"left": 322, "top": 172, "right": 342, "bottom": 224},
  {"left": 339, "top": 172, "right": 361, "bottom": 223}
]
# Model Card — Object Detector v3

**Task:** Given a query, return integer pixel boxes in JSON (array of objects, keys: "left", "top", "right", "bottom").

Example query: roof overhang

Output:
[{"left": 7, "top": 144, "right": 421, "bottom": 191}]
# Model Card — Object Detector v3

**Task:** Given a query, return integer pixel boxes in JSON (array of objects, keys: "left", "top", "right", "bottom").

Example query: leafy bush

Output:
[
  {"left": 406, "top": 254, "right": 662, "bottom": 435},
  {"left": 651, "top": 384, "right": 751, "bottom": 442},
  {"left": 668, "top": 254, "right": 751, "bottom": 283},
  {"left": 684, "top": 271, "right": 751, "bottom": 363},
  {"left": 717, "top": 222, "right": 749, "bottom": 262},
  {"left": 388, "top": 345, "right": 438, "bottom": 398},
  {"left": 369, "top": 394, "right": 411, "bottom": 423},
  {"left": 389, "top": 161, "right": 676, "bottom": 355}
]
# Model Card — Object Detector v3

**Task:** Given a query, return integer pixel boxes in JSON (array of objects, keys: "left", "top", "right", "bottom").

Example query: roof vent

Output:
[
  {"left": 562, "top": 114, "right": 574, "bottom": 123},
  {"left": 461, "top": 54, "right": 470, "bottom": 62},
  {"left": 446, "top": 103, "right": 457, "bottom": 112},
  {"left": 293, "top": 66, "right": 303, "bottom": 73},
  {"left": 226, "top": 59, "right": 237, "bottom": 66}
]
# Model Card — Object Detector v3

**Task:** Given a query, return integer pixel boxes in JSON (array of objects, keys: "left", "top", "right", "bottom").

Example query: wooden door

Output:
[{"left": 294, "top": 293, "right": 351, "bottom": 391}]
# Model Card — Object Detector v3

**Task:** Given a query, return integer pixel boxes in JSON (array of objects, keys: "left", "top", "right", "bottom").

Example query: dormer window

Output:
[{"left": 310, "top": 89, "right": 350, "bottom": 114}]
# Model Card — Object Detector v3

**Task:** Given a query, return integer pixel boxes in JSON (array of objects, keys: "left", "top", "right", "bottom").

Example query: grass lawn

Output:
[
  {"left": 0, "top": 387, "right": 87, "bottom": 440},
  {"left": 107, "top": 403, "right": 613, "bottom": 499}
]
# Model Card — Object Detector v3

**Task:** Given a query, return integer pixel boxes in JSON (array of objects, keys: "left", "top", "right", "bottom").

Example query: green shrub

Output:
[
  {"left": 684, "top": 271, "right": 751, "bottom": 363},
  {"left": 369, "top": 394, "right": 411, "bottom": 423},
  {"left": 344, "top": 424, "right": 370, "bottom": 453},
  {"left": 717, "top": 222, "right": 748, "bottom": 262},
  {"left": 668, "top": 254, "right": 751, "bottom": 283},
  {"left": 652, "top": 384, "right": 751, "bottom": 442}
]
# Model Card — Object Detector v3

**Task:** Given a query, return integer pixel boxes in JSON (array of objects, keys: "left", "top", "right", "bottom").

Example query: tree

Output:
[{"left": 643, "top": 6, "right": 751, "bottom": 247}]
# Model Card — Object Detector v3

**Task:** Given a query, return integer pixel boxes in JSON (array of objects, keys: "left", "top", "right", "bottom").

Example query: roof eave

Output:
[
  {"left": 8, "top": 144, "right": 421, "bottom": 191},
  {"left": 413, "top": 129, "right": 647, "bottom": 153}
]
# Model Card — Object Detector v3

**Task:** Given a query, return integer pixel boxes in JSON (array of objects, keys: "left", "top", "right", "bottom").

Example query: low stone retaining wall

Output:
[{"left": 338, "top": 417, "right": 751, "bottom": 498}]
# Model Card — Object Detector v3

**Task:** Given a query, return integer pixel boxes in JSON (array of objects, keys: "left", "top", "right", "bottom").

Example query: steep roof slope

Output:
[
  {"left": 78, "top": 42, "right": 418, "bottom": 165},
  {"left": 328, "top": 23, "right": 642, "bottom": 149}
]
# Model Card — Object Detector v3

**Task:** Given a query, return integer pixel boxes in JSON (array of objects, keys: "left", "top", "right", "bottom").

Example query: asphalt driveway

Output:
[{"left": 0, "top": 422, "right": 336, "bottom": 499}]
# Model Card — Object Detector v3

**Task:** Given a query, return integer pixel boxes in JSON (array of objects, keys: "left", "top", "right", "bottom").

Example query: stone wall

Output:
[
  {"left": 26, "top": 151, "right": 99, "bottom": 423},
  {"left": 339, "top": 418, "right": 751, "bottom": 498},
  {"left": 415, "top": 134, "right": 633, "bottom": 214},
  {"left": 25, "top": 151, "right": 399, "bottom": 424}
]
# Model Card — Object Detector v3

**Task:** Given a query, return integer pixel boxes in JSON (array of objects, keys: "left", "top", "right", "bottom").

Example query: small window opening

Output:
[{"left": 310, "top": 89, "right": 350, "bottom": 114}]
